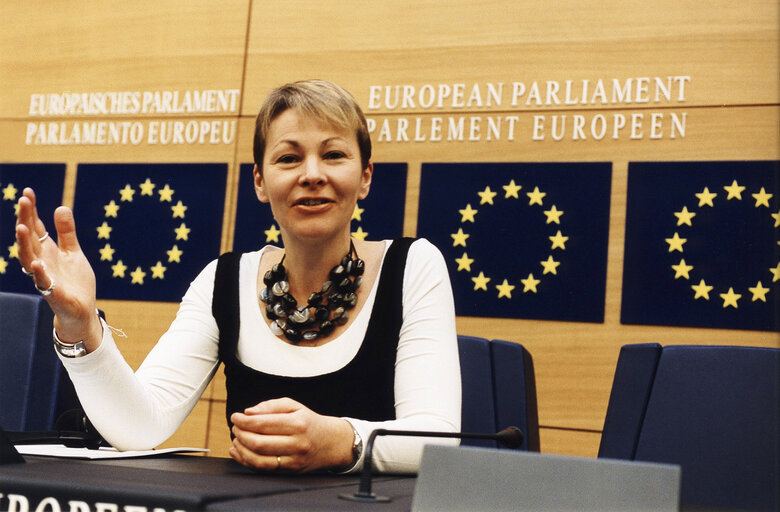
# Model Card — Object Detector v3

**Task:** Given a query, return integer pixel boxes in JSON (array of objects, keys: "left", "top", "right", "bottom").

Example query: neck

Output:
[{"left": 280, "top": 234, "right": 353, "bottom": 298}]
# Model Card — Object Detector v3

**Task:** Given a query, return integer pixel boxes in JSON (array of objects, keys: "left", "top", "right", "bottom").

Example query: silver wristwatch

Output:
[
  {"left": 343, "top": 423, "right": 363, "bottom": 472},
  {"left": 52, "top": 328, "right": 87, "bottom": 358}
]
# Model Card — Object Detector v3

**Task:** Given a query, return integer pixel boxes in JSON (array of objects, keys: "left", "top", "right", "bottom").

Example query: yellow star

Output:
[
  {"left": 139, "top": 178, "right": 156, "bottom": 196},
  {"left": 119, "top": 184, "right": 135, "bottom": 202},
  {"left": 104, "top": 200, "right": 120, "bottom": 218},
  {"left": 526, "top": 186, "right": 546, "bottom": 206},
  {"left": 472, "top": 272, "right": 491, "bottom": 291},
  {"left": 111, "top": 260, "right": 128, "bottom": 278},
  {"left": 723, "top": 180, "right": 745, "bottom": 200},
  {"left": 771, "top": 210, "right": 780, "bottom": 227},
  {"left": 674, "top": 206, "right": 696, "bottom": 226},
  {"left": 455, "top": 252, "right": 475, "bottom": 272},
  {"left": 0, "top": 257, "right": 7, "bottom": 274},
  {"left": 158, "top": 184, "right": 174, "bottom": 202},
  {"left": 695, "top": 187, "right": 717, "bottom": 207},
  {"left": 540, "top": 255, "right": 560, "bottom": 275},
  {"left": 691, "top": 279, "right": 713, "bottom": 300},
  {"left": 2, "top": 183, "right": 18, "bottom": 200},
  {"left": 478, "top": 186, "right": 497, "bottom": 205},
  {"left": 459, "top": 204, "right": 478, "bottom": 223},
  {"left": 748, "top": 281, "right": 770, "bottom": 302},
  {"left": 719, "top": 287, "right": 741, "bottom": 308},
  {"left": 96, "top": 222, "right": 112, "bottom": 239},
  {"left": 351, "top": 205, "right": 364, "bottom": 221},
  {"left": 264, "top": 224, "right": 281, "bottom": 243},
  {"left": 752, "top": 187, "right": 773, "bottom": 208},
  {"left": 549, "top": 230, "right": 569, "bottom": 250},
  {"left": 351, "top": 226, "right": 368, "bottom": 240},
  {"left": 521, "top": 273, "right": 540, "bottom": 293},
  {"left": 98, "top": 243, "right": 115, "bottom": 261},
  {"left": 496, "top": 279, "right": 515, "bottom": 299},
  {"left": 665, "top": 232, "right": 686, "bottom": 252},
  {"left": 8, "top": 242, "right": 19, "bottom": 259},
  {"left": 130, "top": 266, "right": 146, "bottom": 285},
  {"left": 167, "top": 245, "right": 183, "bottom": 263},
  {"left": 171, "top": 201, "right": 187, "bottom": 218},
  {"left": 174, "top": 223, "right": 191, "bottom": 241},
  {"left": 671, "top": 259, "right": 693, "bottom": 279},
  {"left": 770, "top": 262, "right": 780, "bottom": 283},
  {"left": 503, "top": 180, "right": 522, "bottom": 199},
  {"left": 451, "top": 228, "right": 469, "bottom": 247},
  {"left": 150, "top": 261, "right": 167, "bottom": 279},
  {"left": 14, "top": 203, "right": 20, "bottom": 216},
  {"left": 543, "top": 205, "right": 564, "bottom": 224}
]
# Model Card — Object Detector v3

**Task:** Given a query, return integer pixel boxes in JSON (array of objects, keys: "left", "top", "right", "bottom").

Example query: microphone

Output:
[
  {"left": 339, "top": 426, "right": 524, "bottom": 503},
  {"left": 3, "top": 409, "right": 107, "bottom": 450}
]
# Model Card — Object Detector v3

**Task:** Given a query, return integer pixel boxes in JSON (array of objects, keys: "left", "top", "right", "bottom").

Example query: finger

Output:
[
  {"left": 53, "top": 206, "right": 82, "bottom": 253},
  {"left": 18, "top": 189, "right": 47, "bottom": 239},
  {"left": 232, "top": 421, "right": 294, "bottom": 444},
  {"left": 15, "top": 223, "right": 38, "bottom": 272},
  {"left": 244, "top": 397, "right": 303, "bottom": 415},
  {"left": 24, "top": 188, "right": 48, "bottom": 238},
  {"left": 231, "top": 411, "right": 304, "bottom": 435},
  {"left": 29, "top": 259, "right": 55, "bottom": 296},
  {"left": 231, "top": 438, "right": 292, "bottom": 472}
]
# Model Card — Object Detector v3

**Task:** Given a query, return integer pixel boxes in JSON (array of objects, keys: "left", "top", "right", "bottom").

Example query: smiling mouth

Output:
[{"left": 295, "top": 198, "right": 332, "bottom": 206}]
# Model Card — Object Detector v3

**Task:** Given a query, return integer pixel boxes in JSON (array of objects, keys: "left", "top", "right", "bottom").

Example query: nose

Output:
[{"left": 299, "top": 156, "right": 327, "bottom": 187}]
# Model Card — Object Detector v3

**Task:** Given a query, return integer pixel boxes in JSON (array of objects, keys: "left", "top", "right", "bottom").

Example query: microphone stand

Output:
[{"left": 339, "top": 427, "right": 523, "bottom": 503}]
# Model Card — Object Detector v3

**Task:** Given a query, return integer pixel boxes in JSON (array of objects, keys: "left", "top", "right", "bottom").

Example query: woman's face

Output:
[{"left": 254, "top": 108, "right": 372, "bottom": 245}]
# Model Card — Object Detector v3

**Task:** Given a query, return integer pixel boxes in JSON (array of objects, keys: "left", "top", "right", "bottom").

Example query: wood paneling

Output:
[
  {"left": 1, "top": 1, "right": 777, "bottom": 459},
  {"left": 0, "top": 1, "right": 250, "bottom": 119}
]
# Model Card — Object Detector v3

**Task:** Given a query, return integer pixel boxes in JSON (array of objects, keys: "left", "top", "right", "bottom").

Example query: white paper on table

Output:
[{"left": 17, "top": 444, "right": 209, "bottom": 459}]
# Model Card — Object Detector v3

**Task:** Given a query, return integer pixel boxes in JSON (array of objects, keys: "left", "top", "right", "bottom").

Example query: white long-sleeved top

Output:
[{"left": 59, "top": 238, "right": 461, "bottom": 473}]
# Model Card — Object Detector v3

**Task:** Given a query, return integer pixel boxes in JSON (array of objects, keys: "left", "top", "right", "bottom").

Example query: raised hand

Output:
[
  {"left": 15, "top": 188, "right": 103, "bottom": 350},
  {"left": 229, "top": 397, "right": 355, "bottom": 473}
]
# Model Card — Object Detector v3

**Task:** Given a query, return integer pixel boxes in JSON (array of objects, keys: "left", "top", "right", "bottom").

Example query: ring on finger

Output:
[
  {"left": 21, "top": 267, "right": 34, "bottom": 277},
  {"left": 35, "top": 275, "right": 55, "bottom": 297},
  {"left": 275, "top": 455, "right": 282, "bottom": 471},
  {"left": 38, "top": 232, "right": 49, "bottom": 243}
]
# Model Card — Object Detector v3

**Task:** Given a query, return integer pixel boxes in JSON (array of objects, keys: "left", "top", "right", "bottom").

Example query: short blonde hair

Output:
[{"left": 253, "top": 79, "right": 372, "bottom": 171}]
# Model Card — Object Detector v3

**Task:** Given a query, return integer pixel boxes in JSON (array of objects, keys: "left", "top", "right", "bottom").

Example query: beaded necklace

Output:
[{"left": 259, "top": 242, "right": 364, "bottom": 343}]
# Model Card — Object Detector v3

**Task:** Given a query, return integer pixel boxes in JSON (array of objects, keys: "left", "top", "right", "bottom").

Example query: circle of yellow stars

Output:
[
  {"left": 665, "top": 180, "right": 779, "bottom": 309},
  {"left": 1, "top": 182, "right": 22, "bottom": 276},
  {"left": 98, "top": 178, "right": 189, "bottom": 285},
  {"left": 260, "top": 203, "right": 369, "bottom": 245},
  {"left": 452, "top": 180, "right": 568, "bottom": 299}
]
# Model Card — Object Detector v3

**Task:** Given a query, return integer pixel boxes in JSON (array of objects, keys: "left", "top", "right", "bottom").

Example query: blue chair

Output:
[
  {"left": 599, "top": 343, "right": 780, "bottom": 511},
  {"left": 0, "top": 291, "right": 77, "bottom": 431},
  {"left": 457, "top": 335, "right": 539, "bottom": 451}
]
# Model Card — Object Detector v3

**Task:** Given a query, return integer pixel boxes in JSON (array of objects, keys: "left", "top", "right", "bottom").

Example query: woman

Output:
[{"left": 15, "top": 79, "right": 461, "bottom": 474}]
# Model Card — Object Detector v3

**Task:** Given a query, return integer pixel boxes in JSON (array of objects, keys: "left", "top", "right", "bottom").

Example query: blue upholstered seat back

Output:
[
  {"left": 599, "top": 344, "right": 779, "bottom": 511},
  {"left": 457, "top": 335, "right": 539, "bottom": 451},
  {"left": 0, "top": 291, "right": 76, "bottom": 431}
]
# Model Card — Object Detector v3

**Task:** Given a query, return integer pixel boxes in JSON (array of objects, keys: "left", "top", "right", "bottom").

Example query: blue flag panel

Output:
[
  {"left": 73, "top": 163, "right": 227, "bottom": 302},
  {"left": 621, "top": 161, "right": 780, "bottom": 332},
  {"left": 233, "top": 162, "right": 407, "bottom": 252},
  {"left": 417, "top": 162, "right": 612, "bottom": 322},
  {"left": 0, "top": 163, "right": 66, "bottom": 293}
]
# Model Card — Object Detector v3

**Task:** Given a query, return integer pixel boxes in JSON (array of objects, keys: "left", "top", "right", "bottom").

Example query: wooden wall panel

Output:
[
  {"left": 243, "top": 0, "right": 778, "bottom": 114},
  {"left": 0, "top": 0, "right": 249, "bottom": 118},
  {"left": 1, "top": 1, "right": 777, "bottom": 459}
]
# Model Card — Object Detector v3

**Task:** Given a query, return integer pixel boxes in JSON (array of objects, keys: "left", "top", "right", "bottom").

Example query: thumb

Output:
[{"left": 53, "top": 206, "right": 82, "bottom": 253}]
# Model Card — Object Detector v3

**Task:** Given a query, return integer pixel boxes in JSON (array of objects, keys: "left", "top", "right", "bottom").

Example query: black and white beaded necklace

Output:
[{"left": 259, "top": 242, "right": 364, "bottom": 343}]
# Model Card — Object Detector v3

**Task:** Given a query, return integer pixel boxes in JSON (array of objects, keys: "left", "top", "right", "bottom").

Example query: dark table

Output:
[{"left": 0, "top": 455, "right": 415, "bottom": 512}]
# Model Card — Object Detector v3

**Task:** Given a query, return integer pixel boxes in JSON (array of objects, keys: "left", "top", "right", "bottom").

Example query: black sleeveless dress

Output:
[{"left": 212, "top": 238, "right": 414, "bottom": 431}]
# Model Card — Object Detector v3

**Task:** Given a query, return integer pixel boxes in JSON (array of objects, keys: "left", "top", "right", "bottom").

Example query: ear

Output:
[
  {"left": 254, "top": 164, "right": 269, "bottom": 203},
  {"left": 357, "top": 161, "right": 373, "bottom": 200}
]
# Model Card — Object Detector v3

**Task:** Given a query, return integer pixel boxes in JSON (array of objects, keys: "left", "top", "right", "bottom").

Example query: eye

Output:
[
  {"left": 275, "top": 154, "right": 300, "bottom": 164},
  {"left": 323, "top": 151, "right": 346, "bottom": 160}
]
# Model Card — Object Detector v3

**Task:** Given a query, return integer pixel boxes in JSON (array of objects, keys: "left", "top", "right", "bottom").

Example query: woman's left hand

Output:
[{"left": 229, "top": 397, "right": 355, "bottom": 473}]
